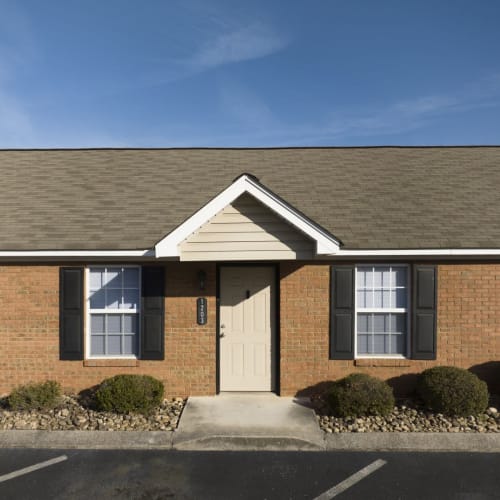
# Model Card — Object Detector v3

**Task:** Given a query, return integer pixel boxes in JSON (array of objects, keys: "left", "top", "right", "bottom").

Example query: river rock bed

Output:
[
  {"left": 314, "top": 396, "right": 500, "bottom": 433},
  {"left": 0, "top": 395, "right": 186, "bottom": 431}
]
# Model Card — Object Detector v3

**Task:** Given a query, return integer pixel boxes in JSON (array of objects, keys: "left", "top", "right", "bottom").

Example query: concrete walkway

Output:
[
  {"left": 173, "top": 393, "right": 325, "bottom": 450},
  {"left": 1, "top": 393, "right": 500, "bottom": 451}
]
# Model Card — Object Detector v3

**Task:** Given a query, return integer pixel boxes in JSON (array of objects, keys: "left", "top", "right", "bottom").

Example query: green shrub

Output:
[
  {"left": 94, "top": 374, "right": 164, "bottom": 415},
  {"left": 8, "top": 380, "right": 62, "bottom": 411},
  {"left": 325, "top": 373, "right": 395, "bottom": 417},
  {"left": 417, "top": 366, "right": 489, "bottom": 416}
]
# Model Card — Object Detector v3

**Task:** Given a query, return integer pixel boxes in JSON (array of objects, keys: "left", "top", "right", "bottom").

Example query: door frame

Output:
[{"left": 216, "top": 262, "right": 280, "bottom": 395}]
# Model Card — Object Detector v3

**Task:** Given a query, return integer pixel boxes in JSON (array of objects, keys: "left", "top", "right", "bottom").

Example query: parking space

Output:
[{"left": 0, "top": 450, "right": 498, "bottom": 499}]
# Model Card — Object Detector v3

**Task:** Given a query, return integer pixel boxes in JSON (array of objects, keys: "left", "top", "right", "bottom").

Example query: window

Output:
[
  {"left": 356, "top": 265, "right": 408, "bottom": 357},
  {"left": 87, "top": 266, "right": 140, "bottom": 357}
]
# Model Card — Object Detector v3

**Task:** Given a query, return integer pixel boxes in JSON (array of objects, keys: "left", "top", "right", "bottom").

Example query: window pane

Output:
[
  {"left": 89, "top": 289, "right": 105, "bottom": 309},
  {"left": 373, "top": 334, "right": 386, "bottom": 354},
  {"left": 105, "top": 268, "right": 122, "bottom": 288},
  {"left": 357, "top": 268, "right": 372, "bottom": 288},
  {"left": 123, "top": 335, "right": 136, "bottom": 355},
  {"left": 357, "top": 290, "right": 366, "bottom": 308},
  {"left": 390, "top": 334, "right": 406, "bottom": 355},
  {"left": 389, "top": 289, "right": 407, "bottom": 308},
  {"left": 373, "top": 268, "right": 383, "bottom": 287},
  {"left": 364, "top": 269, "right": 373, "bottom": 287},
  {"left": 107, "top": 315, "right": 121, "bottom": 333},
  {"left": 123, "top": 268, "right": 139, "bottom": 288},
  {"left": 357, "top": 314, "right": 369, "bottom": 333},
  {"left": 122, "top": 289, "right": 139, "bottom": 309},
  {"left": 107, "top": 335, "right": 122, "bottom": 355},
  {"left": 357, "top": 334, "right": 369, "bottom": 354},
  {"left": 366, "top": 313, "right": 373, "bottom": 333},
  {"left": 390, "top": 313, "right": 407, "bottom": 333},
  {"left": 395, "top": 288, "right": 407, "bottom": 308},
  {"left": 356, "top": 269, "right": 365, "bottom": 288},
  {"left": 373, "top": 314, "right": 387, "bottom": 333},
  {"left": 394, "top": 268, "right": 407, "bottom": 287},
  {"left": 123, "top": 314, "right": 137, "bottom": 334},
  {"left": 91, "top": 335, "right": 105, "bottom": 355},
  {"left": 91, "top": 314, "right": 105, "bottom": 334},
  {"left": 382, "top": 269, "right": 391, "bottom": 287},
  {"left": 373, "top": 289, "right": 391, "bottom": 309},
  {"left": 382, "top": 290, "right": 391, "bottom": 308},
  {"left": 106, "top": 289, "right": 122, "bottom": 309},
  {"left": 89, "top": 270, "right": 103, "bottom": 291}
]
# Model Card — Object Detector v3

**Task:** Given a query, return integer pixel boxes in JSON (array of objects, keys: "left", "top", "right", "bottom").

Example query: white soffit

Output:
[{"left": 155, "top": 174, "right": 341, "bottom": 258}]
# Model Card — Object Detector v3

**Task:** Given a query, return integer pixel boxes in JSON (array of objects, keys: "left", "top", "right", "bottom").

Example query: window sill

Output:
[
  {"left": 355, "top": 358, "right": 411, "bottom": 368},
  {"left": 84, "top": 359, "right": 139, "bottom": 368}
]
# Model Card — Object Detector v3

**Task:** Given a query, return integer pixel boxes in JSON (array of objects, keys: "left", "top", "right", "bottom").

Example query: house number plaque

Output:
[{"left": 197, "top": 297, "right": 207, "bottom": 325}]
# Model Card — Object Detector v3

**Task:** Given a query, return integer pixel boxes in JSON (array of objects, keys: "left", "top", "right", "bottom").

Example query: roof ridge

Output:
[{"left": 0, "top": 145, "right": 500, "bottom": 152}]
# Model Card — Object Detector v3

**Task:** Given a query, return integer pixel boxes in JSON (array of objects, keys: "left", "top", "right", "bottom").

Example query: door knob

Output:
[{"left": 219, "top": 332, "right": 225, "bottom": 338}]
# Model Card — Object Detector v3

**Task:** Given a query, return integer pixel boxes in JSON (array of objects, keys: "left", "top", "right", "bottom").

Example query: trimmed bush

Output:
[
  {"left": 8, "top": 380, "right": 62, "bottom": 411},
  {"left": 94, "top": 374, "right": 164, "bottom": 415},
  {"left": 325, "top": 373, "right": 395, "bottom": 417},
  {"left": 417, "top": 366, "right": 489, "bottom": 416}
]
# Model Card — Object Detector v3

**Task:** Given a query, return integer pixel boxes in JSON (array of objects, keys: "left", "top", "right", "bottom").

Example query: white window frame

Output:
[
  {"left": 86, "top": 265, "right": 141, "bottom": 359},
  {"left": 354, "top": 264, "right": 411, "bottom": 359}
]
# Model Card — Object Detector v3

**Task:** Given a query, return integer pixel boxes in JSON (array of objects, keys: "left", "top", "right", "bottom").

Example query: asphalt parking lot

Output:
[{"left": 0, "top": 449, "right": 499, "bottom": 499}]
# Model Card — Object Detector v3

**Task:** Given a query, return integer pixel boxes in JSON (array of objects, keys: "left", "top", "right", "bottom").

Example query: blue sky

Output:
[{"left": 1, "top": 0, "right": 499, "bottom": 147}]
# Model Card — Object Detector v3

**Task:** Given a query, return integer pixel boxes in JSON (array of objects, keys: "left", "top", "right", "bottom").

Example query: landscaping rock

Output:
[
  {"left": 0, "top": 395, "right": 186, "bottom": 431},
  {"left": 314, "top": 395, "right": 500, "bottom": 433}
]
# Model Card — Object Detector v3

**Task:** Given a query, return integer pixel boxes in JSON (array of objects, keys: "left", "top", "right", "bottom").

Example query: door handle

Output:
[{"left": 219, "top": 332, "right": 225, "bottom": 338}]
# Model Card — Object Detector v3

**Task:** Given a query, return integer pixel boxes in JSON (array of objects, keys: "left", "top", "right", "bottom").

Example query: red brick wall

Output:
[
  {"left": 1, "top": 261, "right": 499, "bottom": 398},
  {"left": 279, "top": 262, "right": 500, "bottom": 396},
  {"left": 0, "top": 263, "right": 217, "bottom": 397}
]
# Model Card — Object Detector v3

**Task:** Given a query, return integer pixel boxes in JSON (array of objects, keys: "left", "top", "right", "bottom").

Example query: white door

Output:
[{"left": 219, "top": 266, "right": 276, "bottom": 391}]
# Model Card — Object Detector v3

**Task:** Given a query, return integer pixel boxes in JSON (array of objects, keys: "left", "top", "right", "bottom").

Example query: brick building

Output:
[{"left": 1, "top": 148, "right": 499, "bottom": 396}]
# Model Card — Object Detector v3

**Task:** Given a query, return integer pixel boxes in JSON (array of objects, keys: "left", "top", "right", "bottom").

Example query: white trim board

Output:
[
  {"left": 1, "top": 248, "right": 500, "bottom": 260},
  {"left": 334, "top": 248, "right": 500, "bottom": 256},
  {"left": 0, "top": 250, "right": 153, "bottom": 257},
  {"left": 154, "top": 174, "right": 341, "bottom": 258}
]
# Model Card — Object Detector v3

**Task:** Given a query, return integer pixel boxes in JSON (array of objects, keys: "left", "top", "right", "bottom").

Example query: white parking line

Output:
[
  {"left": 0, "top": 455, "right": 68, "bottom": 483},
  {"left": 313, "top": 458, "right": 387, "bottom": 499}
]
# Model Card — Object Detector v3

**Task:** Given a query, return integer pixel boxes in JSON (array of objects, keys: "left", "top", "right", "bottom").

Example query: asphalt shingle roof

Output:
[{"left": 0, "top": 147, "right": 499, "bottom": 251}]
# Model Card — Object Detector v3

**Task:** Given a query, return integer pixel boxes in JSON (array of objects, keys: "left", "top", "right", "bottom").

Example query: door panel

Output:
[{"left": 220, "top": 267, "right": 275, "bottom": 391}]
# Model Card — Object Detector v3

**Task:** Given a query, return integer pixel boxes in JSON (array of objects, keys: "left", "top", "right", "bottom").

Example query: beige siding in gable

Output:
[{"left": 179, "top": 194, "right": 315, "bottom": 261}]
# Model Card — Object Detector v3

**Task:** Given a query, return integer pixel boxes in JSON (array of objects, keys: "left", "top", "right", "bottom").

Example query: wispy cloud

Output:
[
  {"left": 137, "top": 21, "right": 289, "bottom": 89},
  {"left": 153, "top": 73, "right": 500, "bottom": 147},
  {"left": 323, "top": 74, "right": 500, "bottom": 141},
  {"left": 187, "top": 22, "right": 288, "bottom": 71},
  {"left": 394, "top": 95, "right": 459, "bottom": 116}
]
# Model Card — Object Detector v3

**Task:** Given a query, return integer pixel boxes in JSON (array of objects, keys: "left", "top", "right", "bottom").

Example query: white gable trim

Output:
[{"left": 155, "top": 174, "right": 340, "bottom": 258}]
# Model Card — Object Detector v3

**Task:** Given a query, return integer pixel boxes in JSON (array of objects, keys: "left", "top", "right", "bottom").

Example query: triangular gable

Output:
[
  {"left": 179, "top": 193, "right": 315, "bottom": 261},
  {"left": 155, "top": 174, "right": 340, "bottom": 258}
]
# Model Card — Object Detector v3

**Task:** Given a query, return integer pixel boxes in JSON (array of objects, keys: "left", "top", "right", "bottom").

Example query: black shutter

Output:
[
  {"left": 59, "top": 267, "right": 84, "bottom": 360},
  {"left": 141, "top": 266, "right": 165, "bottom": 360},
  {"left": 330, "top": 266, "right": 355, "bottom": 360},
  {"left": 412, "top": 265, "right": 437, "bottom": 360}
]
